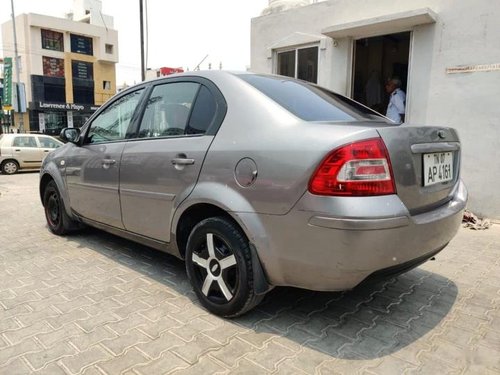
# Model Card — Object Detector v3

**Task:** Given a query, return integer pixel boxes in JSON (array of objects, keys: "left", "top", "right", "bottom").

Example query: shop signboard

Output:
[
  {"left": 43, "top": 56, "right": 65, "bottom": 77},
  {"left": 31, "top": 101, "right": 100, "bottom": 112},
  {"left": 70, "top": 34, "right": 93, "bottom": 55},
  {"left": 72, "top": 61, "right": 93, "bottom": 80},
  {"left": 2, "top": 57, "right": 13, "bottom": 110}
]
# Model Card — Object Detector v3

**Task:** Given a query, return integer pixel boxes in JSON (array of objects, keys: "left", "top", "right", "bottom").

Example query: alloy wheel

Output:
[{"left": 191, "top": 233, "right": 239, "bottom": 303}]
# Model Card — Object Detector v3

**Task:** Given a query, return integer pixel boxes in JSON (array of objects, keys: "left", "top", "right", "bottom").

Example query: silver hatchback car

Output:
[
  {"left": 40, "top": 71, "right": 467, "bottom": 317},
  {"left": 0, "top": 133, "right": 62, "bottom": 174}
]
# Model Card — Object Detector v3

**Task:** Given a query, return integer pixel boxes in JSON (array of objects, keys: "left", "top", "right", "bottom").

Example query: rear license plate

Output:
[{"left": 423, "top": 152, "right": 454, "bottom": 186}]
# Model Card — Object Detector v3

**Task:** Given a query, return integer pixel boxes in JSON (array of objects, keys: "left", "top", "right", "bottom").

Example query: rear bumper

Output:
[
  {"left": 359, "top": 246, "right": 444, "bottom": 286},
  {"left": 238, "top": 180, "right": 467, "bottom": 291}
]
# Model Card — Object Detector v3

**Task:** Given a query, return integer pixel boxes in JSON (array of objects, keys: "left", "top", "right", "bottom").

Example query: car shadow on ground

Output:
[{"left": 65, "top": 226, "right": 458, "bottom": 360}]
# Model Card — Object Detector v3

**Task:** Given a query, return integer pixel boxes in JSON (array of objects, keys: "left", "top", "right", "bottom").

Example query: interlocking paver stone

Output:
[
  {"left": 0, "top": 338, "right": 41, "bottom": 366},
  {"left": 169, "top": 317, "right": 215, "bottom": 342},
  {"left": 0, "top": 357, "right": 34, "bottom": 375},
  {"left": 275, "top": 362, "right": 309, "bottom": 375},
  {"left": 97, "top": 347, "right": 149, "bottom": 374},
  {"left": 59, "top": 345, "right": 113, "bottom": 374},
  {"left": 0, "top": 318, "right": 22, "bottom": 333},
  {"left": 245, "top": 341, "right": 296, "bottom": 372},
  {"left": 137, "top": 315, "right": 181, "bottom": 339},
  {"left": 24, "top": 342, "right": 78, "bottom": 370},
  {"left": 135, "top": 331, "right": 186, "bottom": 359},
  {"left": 36, "top": 362, "right": 69, "bottom": 375},
  {"left": 210, "top": 337, "right": 257, "bottom": 368},
  {"left": 133, "top": 351, "right": 190, "bottom": 374},
  {"left": 100, "top": 328, "right": 151, "bottom": 356},
  {"left": 231, "top": 358, "right": 269, "bottom": 374},
  {"left": 203, "top": 322, "right": 247, "bottom": 345},
  {"left": 0, "top": 172, "right": 499, "bottom": 374},
  {"left": 69, "top": 325, "right": 119, "bottom": 352},
  {"left": 103, "top": 312, "right": 149, "bottom": 336},
  {"left": 1, "top": 292, "right": 42, "bottom": 309},
  {"left": 77, "top": 311, "right": 122, "bottom": 333},
  {"left": 171, "top": 334, "right": 221, "bottom": 364},
  {"left": 3, "top": 321, "right": 53, "bottom": 345},
  {"left": 82, "top": 298, "right": 123, "bottom": 316},
  {"left": 35, "top": 323, "right": 82, "bottom": 348},
  {"left": 45, "top": 308, "right": 89, "bottom": 329}
]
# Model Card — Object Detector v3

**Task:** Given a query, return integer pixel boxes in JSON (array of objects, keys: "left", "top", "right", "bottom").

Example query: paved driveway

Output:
[{"left": 0, "top": 172, "right": 499, "bottom": 374}]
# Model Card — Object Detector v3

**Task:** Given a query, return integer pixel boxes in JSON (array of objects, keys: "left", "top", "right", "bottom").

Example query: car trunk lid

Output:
[{"left": 376, "top": 125, "right": 461, "bottom": 214}]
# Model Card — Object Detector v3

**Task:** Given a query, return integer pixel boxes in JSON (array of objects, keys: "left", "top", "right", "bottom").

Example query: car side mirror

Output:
[{"left": 60, "top": 127, "right": 80, "bottom": 144}]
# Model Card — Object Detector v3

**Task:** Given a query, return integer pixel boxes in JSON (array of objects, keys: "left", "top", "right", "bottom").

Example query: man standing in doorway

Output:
[{"left": 385, "top": 78, "right": 406, "bottom": 124}]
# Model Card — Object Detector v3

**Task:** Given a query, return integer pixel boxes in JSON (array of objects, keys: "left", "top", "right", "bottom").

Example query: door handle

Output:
[
  {"left": 15, "top": 149, "right": 21, "bottom": 152},
  {"left": 101, "top": 159, "right": 116, "bottom": 169},
  {"left": 171, "top": 158, "right": 195, "bottom": 166},
  {"left": 44, "top": 150, "right": 50, "bottom": 152}
]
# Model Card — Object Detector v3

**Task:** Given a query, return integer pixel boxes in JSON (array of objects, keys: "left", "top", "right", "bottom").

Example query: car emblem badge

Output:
[{"left": 437, "top": 130, "right": 446, "bottom": 139}]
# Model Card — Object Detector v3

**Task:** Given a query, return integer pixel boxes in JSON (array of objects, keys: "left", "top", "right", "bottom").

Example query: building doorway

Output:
[
  {"left": 43, "top": 111, "right": 67, "bottom": 135},
  {"left": 352, "top": 32, "right": 410, "bottom": 116}
]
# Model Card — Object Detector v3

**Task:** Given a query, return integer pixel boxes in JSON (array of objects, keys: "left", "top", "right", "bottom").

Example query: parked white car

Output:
[{"left": 0, "top": 133, "right": 63, "bottom": 174}]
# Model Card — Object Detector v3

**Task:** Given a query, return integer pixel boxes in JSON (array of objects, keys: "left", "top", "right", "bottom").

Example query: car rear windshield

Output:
[{"left": 237, "top": 74, "right": 385, "bottom": 122}]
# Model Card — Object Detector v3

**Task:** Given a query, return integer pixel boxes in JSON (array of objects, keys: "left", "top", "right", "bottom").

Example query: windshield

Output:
[{"left": 237, "top": 74, "right": 386, "bottom": 122}]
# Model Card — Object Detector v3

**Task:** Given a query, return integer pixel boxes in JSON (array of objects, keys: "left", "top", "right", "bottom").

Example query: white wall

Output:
[
  {"left": 251, "top": 0, "right": 500, "bottom": 218},
  {"left": 1, "top": 14, "right": 32, "bottom": 104}
]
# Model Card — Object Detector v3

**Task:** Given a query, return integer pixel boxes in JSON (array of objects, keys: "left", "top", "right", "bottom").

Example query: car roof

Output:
[
  {"left": 148, "top": 70, "right": 246, "bottom": 81},
  {"left": 1, "top": 133, "right": 60, "bottom": 139},
  {"left": 119, "top": 70, "right": 246, "bottom": 92}
]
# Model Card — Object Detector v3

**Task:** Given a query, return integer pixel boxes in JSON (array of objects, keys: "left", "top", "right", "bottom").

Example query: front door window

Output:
[{"left": 87, "top": 89, "right": 144, "bottom": 144}]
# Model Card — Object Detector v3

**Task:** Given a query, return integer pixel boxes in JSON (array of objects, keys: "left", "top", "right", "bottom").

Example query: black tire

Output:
[
  {"left": 185, "top": 217, "right": 264, "bottom": 317},
  {"left": 43, "top": 180, "right": 77, "bottom": 235},
  {"left": 1, "top": 160, "right": 19, "bottom": 175}
]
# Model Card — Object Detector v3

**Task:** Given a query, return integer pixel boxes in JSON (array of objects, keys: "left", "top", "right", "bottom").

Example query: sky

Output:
[{"left": 0, "top": 0, "right": 269, "bottom": 85}]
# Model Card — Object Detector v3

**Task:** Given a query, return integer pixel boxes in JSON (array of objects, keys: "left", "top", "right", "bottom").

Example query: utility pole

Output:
[
  {"left": 139, "top": 0, "right": 145, "bottom": 81},
  {"left": 10, "top": 0, "right": 24, "bottom": 133}
]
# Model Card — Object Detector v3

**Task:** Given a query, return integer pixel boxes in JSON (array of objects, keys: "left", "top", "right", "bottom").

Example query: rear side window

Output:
[
  {"left": 138, "top": 82, "right": 200, "bottom": 138},
  {"left": 186, "top": 85, "right": 217, "bottom": 135},
  {"left": 38, "top": 137, "right": 61, "bottom": 148},
  {"left": 238, "top": 74, "right": 384, "bottom": 122},
  {"left": 13, "top": 136, "right": 37, "bottom": 148}
]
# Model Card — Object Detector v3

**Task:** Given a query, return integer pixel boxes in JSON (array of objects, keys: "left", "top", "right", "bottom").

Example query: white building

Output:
[
  {"left": 251, "top": 0, "right": 500, "bottom": 219},
  {"left": 1, "top": 0, "right": 118, "bottom": 135}
]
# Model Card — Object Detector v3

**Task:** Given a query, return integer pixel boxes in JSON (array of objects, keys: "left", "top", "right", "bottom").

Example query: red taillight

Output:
[{"left": 309, "top": 138, "right": 396, "bottom": 196}]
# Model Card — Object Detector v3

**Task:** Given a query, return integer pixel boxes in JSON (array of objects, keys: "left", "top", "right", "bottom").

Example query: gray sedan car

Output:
[{"left": 40, "top": 71, "right": 467, "bottom": 317}]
